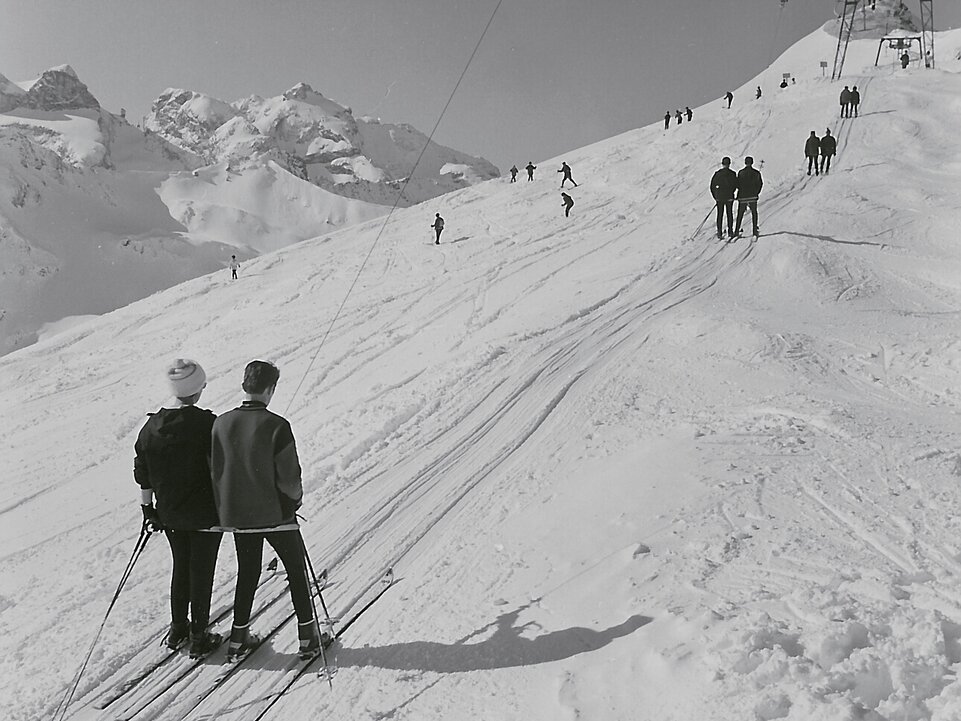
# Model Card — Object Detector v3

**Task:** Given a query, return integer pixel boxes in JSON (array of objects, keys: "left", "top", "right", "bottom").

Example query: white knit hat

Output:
[{"left": 166, "top": 358, "right": 206, "bottom": 398}]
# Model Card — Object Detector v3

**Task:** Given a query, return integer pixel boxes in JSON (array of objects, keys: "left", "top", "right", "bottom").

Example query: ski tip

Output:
[{"left": 383, "top": 568, "right": 395, "bottom": 584}]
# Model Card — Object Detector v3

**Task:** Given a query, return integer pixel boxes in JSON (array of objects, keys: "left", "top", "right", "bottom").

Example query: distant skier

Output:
[
  {"left": 525, "top": 162, "right": 536, "bottom": 181},
  {"left": 229, "top": 255, "right": 240, "bottom": 280},
  {"left": 756, "top": 86, "right": 762, "bottom": 99},
  {"left": 211, "top": 360, "right": 325, "bottom": 662},
  {"left": 509, "top": 165, "right": 518, "bottom": 182},
  {"left": 733, "top": 156, "right": 763, "bottom": 238},
  {"left": 685, "top": 106, "right": 693, "bottom": 122},
  {"left": 804, "top": 131, "right": 821, "bottom": 176},
  {"left": 725, "top": 91, "right": 733, "bottom": 108},
  {"left": 135, "top": 359, "right": 223, "bottom": 659},
  {"left": 839, "top": 85, "right": 852, "bottom": 118},
  {"left": 779, "top": 78, "right": 789, "bottom": 88},
  {"left": 710, "top": 156, "right": 737, "bottom": 240},
  {"left": 558, "top": 162, "right": 578, "bottom": 188},
  {"left": 664, "top": 111, "right": 671, "bottom": 130},
  {"left": 900, "top": 51, "right": 910, "bottom": 69},
  {"left": 561, "top": 192, "right": 574, "bottom": 217},
  {"left": 675, "top": 109, "right": 683, "bottom": 125},
  {"left": 850, "top": 86, "right": 861, "bottom": 117},
  {"left": 432, "top": 213, "right": 445, "bottom": 244},
  {"left": 819, "top": 128, "right": 836, "bottom": 174}
]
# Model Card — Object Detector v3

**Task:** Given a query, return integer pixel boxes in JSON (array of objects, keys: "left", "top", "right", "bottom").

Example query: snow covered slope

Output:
[{"left": 2, "top": 20, "right": 961, "bottom": 721}]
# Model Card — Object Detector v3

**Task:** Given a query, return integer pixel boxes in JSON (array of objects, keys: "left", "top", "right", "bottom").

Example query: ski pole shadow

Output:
[
  {"left": 759, "top": 230, "right": 893, "bottom": 249},
  {"left": 334, "top": 601, "right": 652, "bottom": 673},
  {"left": 449, "top": 235, "right": 471, "bottom": 244}
]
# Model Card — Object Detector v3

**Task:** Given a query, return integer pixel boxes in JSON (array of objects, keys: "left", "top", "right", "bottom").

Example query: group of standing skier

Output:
[
  {"left": 709, "top": 156, "right": 763, "bottom": 241},
  {"left": 135, "top": 358, "right": 326, "bottom": 663},
  {"left": 664, "top": 106, "right": 694, "bottom": 129},
  {"left": 804, "top": 129, "right": 837, "bottom": 176},
  {"left": 839, "top": 85, "right": 861, "bottom": 118}
]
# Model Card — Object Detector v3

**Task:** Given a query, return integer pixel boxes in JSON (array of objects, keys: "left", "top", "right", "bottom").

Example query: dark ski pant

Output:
[
  {"left": 807, "top": 156, "right": 819, "bottom": 175},
  {"left": 434, "top": 228, "right": 443, "bottom": 244},
  {"left": 165, "top": 529, "right": 222, "bottom": 635},
  {"left": 715, "top": 200, "right": 734, "bottom": 236},
  {"left": 231, "top": 269, "right": 237, "bottom": 280},
  {"left": 820, "top": 154, "right": 834, "bottom": 173},
  {"left": 735, "top": 199, "right": 759, "bottom": 235},
  {"left": 232, "top": 530, "right": 314, "bottom": 629},
  {"left": 527, "top": 171, "right": 534, "bottom": 181},
  {"left": 564, "top": 203, "right": 574, "bottom": 217},
  {"left": 560, "top": 175, "right": 577, "bottom": 188}
]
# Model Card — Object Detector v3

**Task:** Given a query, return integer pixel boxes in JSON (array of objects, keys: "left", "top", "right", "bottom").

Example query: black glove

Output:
[{"left": 141, "top": 504, "right": 163, "bottom": 532}]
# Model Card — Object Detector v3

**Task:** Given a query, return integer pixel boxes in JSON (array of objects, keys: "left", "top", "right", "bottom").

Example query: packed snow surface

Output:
[{"left": 2, "top": 22, "right": 961, "bottom": 721}]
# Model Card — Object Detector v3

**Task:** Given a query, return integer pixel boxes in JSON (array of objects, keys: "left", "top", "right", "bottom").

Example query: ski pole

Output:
[
  {"left": 54, "top": 523, "right": 154, "bottom": 721},
  {"left": 301, "top": 536, "right": 333, "bottom": 689}
]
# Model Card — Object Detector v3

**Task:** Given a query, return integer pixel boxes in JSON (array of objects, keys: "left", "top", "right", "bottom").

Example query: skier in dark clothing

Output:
[
  {"left": 229, "top": 255, "right": 240, "bottom": 280},
  {"left": 733, "top": 156, "right": 763, "bottom": 238},
  {"left": 664, "top": 111, "right": 671, "bottom": 129},
  {"left": 509, "top": 165, "right": 518, "bottom": 182},
  {"left": 819, "top": 128, "right": 837, "bottom": 174},
  {"left": 558, "top": 162, "right": 577, "bottom": 188},
  {"left": 900, "top": 51, "right": 910, "bottom": 68},
  {"left": 561, "top": 192, "right": 574, "bottom": 217},
  {"left": 685, "top": 106, "right": 693, "bottom": 122},
  {"left": 840, "top": 86, "right": 852, "bottom": 118},
  {"left": 725, "top": 91, "right": 733, "bottom": 108},
  {"left": 432, "top": 213, "right": 444, "bottom": 244},
  {"left": 710, "top": 156, "right": 737, "bottom": 240},
  {"left": 756, "top": 86, "right": 762, "bottom": 99},
  {"left": 135, "top": 358, "right": 223, "bottom": 659},
  {"left": 850, "top": 86, "right": 860, "bottom": 117},
  {"left": 525, "top": 162, "right": 536, "bottom": 180},
  {"left": 804, "top": 131, "right": 821, "bottom": 175},
  {"left": 675, "top": 109, "right": 683, "bottom": 125},
  {"left": 211, "top": 360, "right": 326, "bottom": 662}
]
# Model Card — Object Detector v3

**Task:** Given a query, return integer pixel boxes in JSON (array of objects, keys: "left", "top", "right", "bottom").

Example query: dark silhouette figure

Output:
[
  {"left": 558, "top": 162, "right": 578, "bottom": 188},
  {"left": 840, "top": 85, "right": 852, "bottom": 118},
  {"left": 901, "top": 51, "right": 910, "bottom": 69},
  {"left": 725, "top": 91, "right": 733, "bottom": 108},
  {"left": 561, "top": 192, "right": 574, "bottom": 217},
  {"left": 779, "top": 79, "right": 789, "bottom": 88},
  {"left": 525, "top": 162, "right": 536, "bottom": 181},
  {"left": 804, "top": 131, "right": 821, "bottom": 175},
  {"left": 710, "top": 156, "right": 737, "bottom": 240},
  {"left": 509, "top": 165, "right": 518, "bottom": 182},
  {"left": 685, "top": 106, "right": 693, "bottom": 122},
  {"left": 819, "top": 128, "right": 836, "bottom": 174},
  {"left": 664, "top": 111, "right": 671, "bottom": 129},
  {"left": 734, "top": 156, "right": 763, "bottom": 238},
  {"left": 850, "top": 86, "right": 860, "bottom": 117},
  {"left": 756, "top": 86, "right": 762, "bottom": 99},
  {"left": 432, "top": 213, "right": 444, "bottom": 244},
  {"left": 675, "top": 109, "right": 683, "bottom": 125},
  {"left": 229, "top": 255, "right": 240, "bottom": 280}
]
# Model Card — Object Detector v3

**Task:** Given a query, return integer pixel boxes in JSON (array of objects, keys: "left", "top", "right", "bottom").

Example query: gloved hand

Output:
[{"left": 141, "top": 504, "right": 163, "bottom": 532}]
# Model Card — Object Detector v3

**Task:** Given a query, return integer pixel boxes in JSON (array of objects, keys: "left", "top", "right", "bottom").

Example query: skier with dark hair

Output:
[
  {"left": 431, "top": 213, "right": 444, "bottom": 244},
  {"left": 135, "top": 358, "right": 223, "bottom": 659},
  {"left": 819, "top": 128, "right": 837, "bottom": 174},
  {"left": 558, "top": 162, "right": 578, "bottom": 188},
  {"left": 229, "top": 255, "right": 240, "bottom": 280},
  {"left": 561, "top": 192, "right": 574, "bottom": 217},
  {"left": 685, "top": 106, "right": 693, "bottom": 122},
  {"left": 675, "top": 109, "right": 683, "bottom": 125},
  {"left": 733, "top": 156, "right": 763, "bottom": 239},
  {"left": 211, "top": 360, "right": 327, "bottom": 663},
  {"left": 900, "top": 51, "right": 910, "bottom": 68},
  {"left": 710, "top": 156, "right": 737, "bottom": 240},
  {"left": 756, "top": 86, "right": 762, "bottom": 99},
  {"left": 804, "top": 131, "right": 821, "bottom": 176},
  {"left": 509, "top": 165, "right": 518, "bottom": 182},
  {"left": 664, "top": 111, "right": 671, "bottom": 130},
  {"left": 725, "top": 91, "right": 733, "bottom": 108},
  {"left": 850, "top": 86, "right": 861, "bottom": 117},
  {"left": 525, "top": 162, "right": 536, "bottom": 181},
  {"left": 840, "top": 86, "right": 852, "bottom": 118}
]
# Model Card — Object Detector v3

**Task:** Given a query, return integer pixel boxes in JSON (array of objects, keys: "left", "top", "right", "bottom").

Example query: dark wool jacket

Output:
[
  {"left": 805, "top": 135, "right": 821, "bottom": 157},
  {"left": 820, "top": 134, "right": 837, "bottom": 155},
  {"left": 710, "top": 167, "right": 738, "bottom": 201},
  {"left": 736, "top": 167, "right": 764, "bottom": 199},
  {"left": 134, "top": 405, "right": 219, "bottom": 530},
  {"left": 210, "top": 401, "right": 303, "bottom": 530}
]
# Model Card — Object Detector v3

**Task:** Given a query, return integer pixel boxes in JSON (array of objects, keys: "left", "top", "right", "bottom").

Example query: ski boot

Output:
[
  {"left": 164, "top": 622, "right": 190, "bottom": 650},
  {"left": 189, "top": 631, "right": 223, "bottom": 659},
  {"left": 226, "top": 626, "right": 261, "bottom": 663}
]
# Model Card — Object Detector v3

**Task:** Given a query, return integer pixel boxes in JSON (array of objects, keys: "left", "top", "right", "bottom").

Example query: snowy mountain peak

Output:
[{"left": 8, "top": 66, "right": 100, "bottom": 111}]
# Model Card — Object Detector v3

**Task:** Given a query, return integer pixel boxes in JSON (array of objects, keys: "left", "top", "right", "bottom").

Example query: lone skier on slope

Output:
[
  {"left": 432, "top": 213, "right": 444, "bottom": 245},
  {"left": 901, "top": 51, "right": 910, "bottom": 68},
  {"left": 561, "top": 192, "right": 574, "bottom": 217},
  {"left": 664, "top": 111, "right": 671, "bottom": 130},
  {"left": 509, "top": 165, "right": 518, "bottom": 182},
  {"left": 756, "top": 86, "right": 762, "bottom": 99},
  {"left": 525, "top": 162, "right": 536, "bottom": 181},
  {"left": 733, "top": 156, "right": 763, "bottom": 239},
  {"left": 725, "top": 91, "right": 733, "bottom": 108},
  {"left": 210, "top": 360, "right": 326, "bottom": 663},
  {"left": 229, "top": 255, "right": 240, "bottom": 280},
  {"left": 840, "top": 85, "right": 852, "bottom": 118},
  {"left": 804, "top": 131, "right": 821, "bottom": 176},
  {"left": 710, "top": 156, "right": 737, "bottom": 240},
  {"left": 819, "top": 128, "right": 837, "bottom": 174},
  {"left": 558, "top": 162, "right": 578, "bottom": 188},
  {"left": 134, "top": 358, "right": 223, "bottom": 659}
]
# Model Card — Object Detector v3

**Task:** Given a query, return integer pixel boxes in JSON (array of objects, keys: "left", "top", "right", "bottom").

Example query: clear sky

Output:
[{"left": 2, "top": 0, "right": 958, "bottom": 173}]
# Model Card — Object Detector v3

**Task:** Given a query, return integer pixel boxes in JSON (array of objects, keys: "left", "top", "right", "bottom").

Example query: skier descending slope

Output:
[
  {"left": 733, "top": 156, "right": 763, "bottom": 239},
  {"left": 558, "top": 161, "right": 578, "bottom": 188},
  {"left": 432, "top": 213, "right": 445, "bottom": 245},
  {"left": 210, "top": 360, "right": 326, "bottom": 662},
  {"left": 134, "top": 359, "right": 223, "bottom": 659}
]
